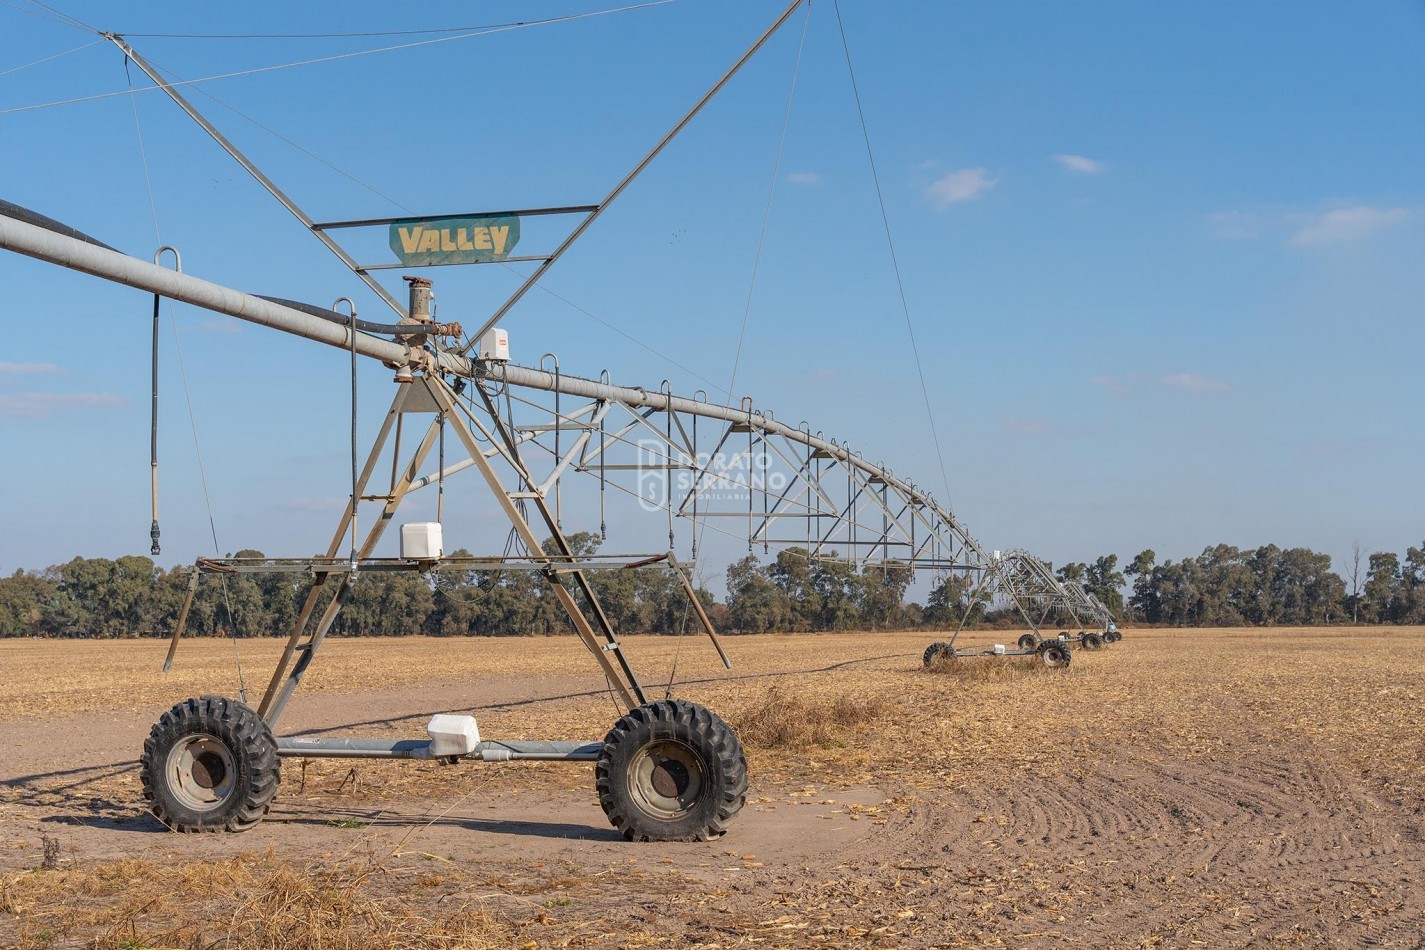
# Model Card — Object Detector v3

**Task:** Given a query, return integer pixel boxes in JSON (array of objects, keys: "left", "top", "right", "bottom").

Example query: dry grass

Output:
[
  {"left": 4, "top": 628, "right": 1424, "bottom": 798},
  {"left": 921, "top": 651, "right": 1060, "bottom": 683},
  {"left": 1, "top": 850, "right": 512, "bottom": 949},
  {"left": 4, "top": 627, "right": 1425, "bottom": 946},
  {"left": 0, "top": 631, "right": 904, "bottom": 722},
  {"left": 729, "top": 684, "right": 889, "bottom": 751}
]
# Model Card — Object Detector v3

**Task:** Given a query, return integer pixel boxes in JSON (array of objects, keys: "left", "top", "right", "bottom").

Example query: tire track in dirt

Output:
[
  {"left": 920, "top": 740, "right": 1425, "bottom": 947},
  {"left": 666, "top": 724, "right": 1425, "bottom": 948}
]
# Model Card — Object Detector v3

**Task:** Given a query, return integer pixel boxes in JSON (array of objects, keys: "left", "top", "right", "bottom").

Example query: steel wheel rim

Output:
[
  {"left": 628, "top": 740, "right": 705, "bottom": 820},
  {"left": 167, "top": 734, "right": 236, "bottom": 812}
]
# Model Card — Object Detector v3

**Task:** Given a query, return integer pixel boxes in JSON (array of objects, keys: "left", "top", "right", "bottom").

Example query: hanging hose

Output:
[
  {"left": 149, "top": 246, "right": 182, "bottom": 556},
  {"left": 663, "top": 380, "right": 674, "bottom": 552},
  {"left": 599, "top": 369, "right": 609, "bottom": 540},
  {"left": 149, "top": 290, "right": 161, "bottom": 556},
  {"left": 690, "top": 409, "right": 698, "bottom": 561},
  {"left": 332, "top": 298, "right": 359, "bottom": 570},
  {"left": 256, "top": 294, "right": 460, "bottom": 338}
]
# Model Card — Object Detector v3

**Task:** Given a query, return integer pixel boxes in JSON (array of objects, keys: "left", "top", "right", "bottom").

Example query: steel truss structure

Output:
[
  {"left": 0, "top": 0, "right": 1108, "bottom": 839},
  {"left": 1060, "top": 579, "right": 1119, "bottom": 632},
  {"left": 962, "top": 550, "right": 1122, "bottom": 648}
]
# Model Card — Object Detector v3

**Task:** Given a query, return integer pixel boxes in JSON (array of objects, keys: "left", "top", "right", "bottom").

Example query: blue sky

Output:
[{"left": 1, "top": 0, "right": 1422, "bottom": 590}]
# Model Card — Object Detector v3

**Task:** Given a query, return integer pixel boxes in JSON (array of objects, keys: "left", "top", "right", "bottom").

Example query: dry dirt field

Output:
[{"left": 1, "top": 626, "right": 1422, "bottom": 948}]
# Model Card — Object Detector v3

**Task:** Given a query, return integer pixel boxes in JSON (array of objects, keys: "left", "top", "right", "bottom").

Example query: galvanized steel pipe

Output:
[
  {"left": 0, "top": 206, "right": 984, "bottom": 564},
  {"left": 0, "top": 210, "right": 470, "bottom": 376}
]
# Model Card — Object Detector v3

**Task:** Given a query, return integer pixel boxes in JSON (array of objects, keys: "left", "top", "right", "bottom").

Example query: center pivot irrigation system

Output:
[
  {"left": 921, "top": 550, "right": 1124, "bottom": 669},
  {"left": 1, "top": 0, "right": 1120, "bottom": 841}
]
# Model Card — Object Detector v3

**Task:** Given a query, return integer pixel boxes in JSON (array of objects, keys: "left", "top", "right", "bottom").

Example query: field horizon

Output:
[{"left": 3, "top": 627, "right": 1422, "bottom": 946}]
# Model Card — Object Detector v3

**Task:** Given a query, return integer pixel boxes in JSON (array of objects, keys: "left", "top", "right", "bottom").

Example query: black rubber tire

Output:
[
  {"left": 922, "top": 642, "right": 954, "bottom": 666},
  {"left": 1037, "top": 642, "right": 1071, "bottom": 668},
  {"left": 1082, "top": 633, "right": 1104, "bottom": 650},
  {"left": 1107, "top": 630, "right": 1123, "bottom": 643},
  {"left": 140, "top": 695, "right": 280, "bottom": 833},
  {"left": 1017, "top": 633, "right": 1038, "bottom": 650},
  {"left": 596, "top": 699, "right": 747, "bottom": 842}
]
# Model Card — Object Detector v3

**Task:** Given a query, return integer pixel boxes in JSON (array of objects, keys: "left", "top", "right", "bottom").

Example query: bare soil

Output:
[{"left": 2, "top": 628, "right": 1423, "bottom": 947}]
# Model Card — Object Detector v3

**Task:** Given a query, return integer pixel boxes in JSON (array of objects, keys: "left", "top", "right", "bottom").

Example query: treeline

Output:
[
  {"left": 0, "top": 533, "right": 713, "bottom": 639},
  {"left": 1122, "top": 543, "right": 1425, "bottom": 626},
  {"left": 722, "top": 549, "right": 1125, "bottom": 633},
  {"left": 2, "top": 538, "right": 1422, "bottom": 638}
]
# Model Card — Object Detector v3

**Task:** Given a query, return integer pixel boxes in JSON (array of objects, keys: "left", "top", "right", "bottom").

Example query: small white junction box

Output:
[
  {"left": 401, "top": 522, "right": 443, "bottom": 560},
  {"left": 994, "top": 644, "right": 1006, "bottom": 655},
  {"left": 426, "top": 714, "right": 480, "bottom": 757},
  {"left": 478, "top": 327, "right": 510, "bottom": 362}
]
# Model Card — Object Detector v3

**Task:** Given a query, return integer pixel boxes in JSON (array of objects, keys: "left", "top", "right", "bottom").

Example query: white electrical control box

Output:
[
  {"left": 426, "top": 714, "right": 480, "bottom": 757},
  {"left": 400, "top": 522, "right": 443, "bottom": 560},
  {"left": 478, "top": 327, "right": 510, "bottom": 362},
  {"left": 993, "top": 644, "right": 1006, "bottom": 655}
]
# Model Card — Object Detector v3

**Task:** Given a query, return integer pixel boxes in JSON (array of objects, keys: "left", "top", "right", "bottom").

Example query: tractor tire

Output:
[
  {"left": 1082, "top": 633, "right": 1104, "bottom": 650},
  {"left": 922, "top": 642, "right": 954, "bottom": 666},
  {"left": 1017, "top": 633, "right": 1038, "bottom": 650},
  {"left": 1037, "top": 642, "right": 1071, "bottom": 669},
  {"left": 140, "top": 695, "right": 280, "bottom": 833},
  {"left": 1107, "top": 630, "right": 1123, "bottom": 643},
  {"left": 596, "top": 699, "right": 747, "bottom": 842}
]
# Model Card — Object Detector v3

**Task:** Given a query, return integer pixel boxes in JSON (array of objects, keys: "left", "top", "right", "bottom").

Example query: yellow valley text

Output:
[{"left": 394, "top": 224, "right": 513, "bottom": 256}]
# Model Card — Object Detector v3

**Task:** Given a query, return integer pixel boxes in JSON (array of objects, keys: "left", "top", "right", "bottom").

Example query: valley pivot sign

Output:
[{"left": 388, "top": 214, "right": 521, "bottom": 266}]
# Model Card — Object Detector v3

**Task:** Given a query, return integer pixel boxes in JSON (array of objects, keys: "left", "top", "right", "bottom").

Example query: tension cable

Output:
[
  {"left": 832, "top": 0, "right": 956, "bottom": 514},
  {"left": 126, "top": 56, "right": 247, "bottom": 700},
  {"left": 0, "top": 38, "right": 100, "bottom": 78},
  {"left": 1, "top": 1, "right": 678, "bottom": 117}
]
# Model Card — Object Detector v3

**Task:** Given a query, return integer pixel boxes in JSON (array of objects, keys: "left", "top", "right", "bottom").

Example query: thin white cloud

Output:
[
  {"left": 1161, "top": 373, "right": 1230, "bottom": 392},
  {"left": 1288, "top": 205, "right": 1410, "bottom": 247},
  {"left": 1206, "top": 210, "right": 1260, "bottom": 240},
  {"left": 1091, "top": 375, "right": 1132, "bottom": 395},
  {"left": 923, "top": 168, "right": 997, "bottom": 210},
  {"left": 1004, "top": 417, "right": 1050, "bottom": 436},
  {"left": 0, "top": 361, "right": 59, "bottom": 375},
  {"left": 0, "top": 391, "right": 126, "bottom": 419},
  {"left": 786, "top": 171, "right": 822, "bottom": 186},
  {"left": 1052, "top": 153, "right": 1105, "bottom": 175}
]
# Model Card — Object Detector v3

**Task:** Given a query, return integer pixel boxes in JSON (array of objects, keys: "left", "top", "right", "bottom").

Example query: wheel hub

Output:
[
  {"left": 167, "top": 734, "right": 237, "bottom": 813},
  {"left": 190, "top": 751, "right": 227, "bottom": 789},
  {"left": 651, "top": 759, "right": 689, "bottom": 798},
  {"left": 628, "top": 740, "right": 705, "bottom": 819}
]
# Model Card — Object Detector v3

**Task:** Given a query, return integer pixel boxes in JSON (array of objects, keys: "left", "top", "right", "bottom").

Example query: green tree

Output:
[
  {"left": 1125, "top": 549, "right": 1159, "bottom": 622},
  {"left": 1400, "top": 542, "right": 1425, "bottom": 623},
  {"left": 0, "top": 568, "right": 56, "bottom": 637},
  {"left": 856, "top": 561, "right": 912, "bottom": 629},
  {"left": 924, "top": 571, "right": 980, "bottom": 627},
  {"left": 49, "top": 556, "right": 165, "bottom": 637},
  {"left": 768, "top": 548, "right": 819, "bottom": 631},
  {"left": 334, "top": 571, "right": 435, "bottom": 636},
  {"left": 1056, "top": 562, "right": 1088, "bottom": 586},
  {"left": 725, "top": 555, "right": 792, "bottom": 634},
  {"left": 1361, "top": 552, "right": 1401, "bottom": 623},
  {"left": 1084, "top": 555, "right": 1126, "bottom": 613}
]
